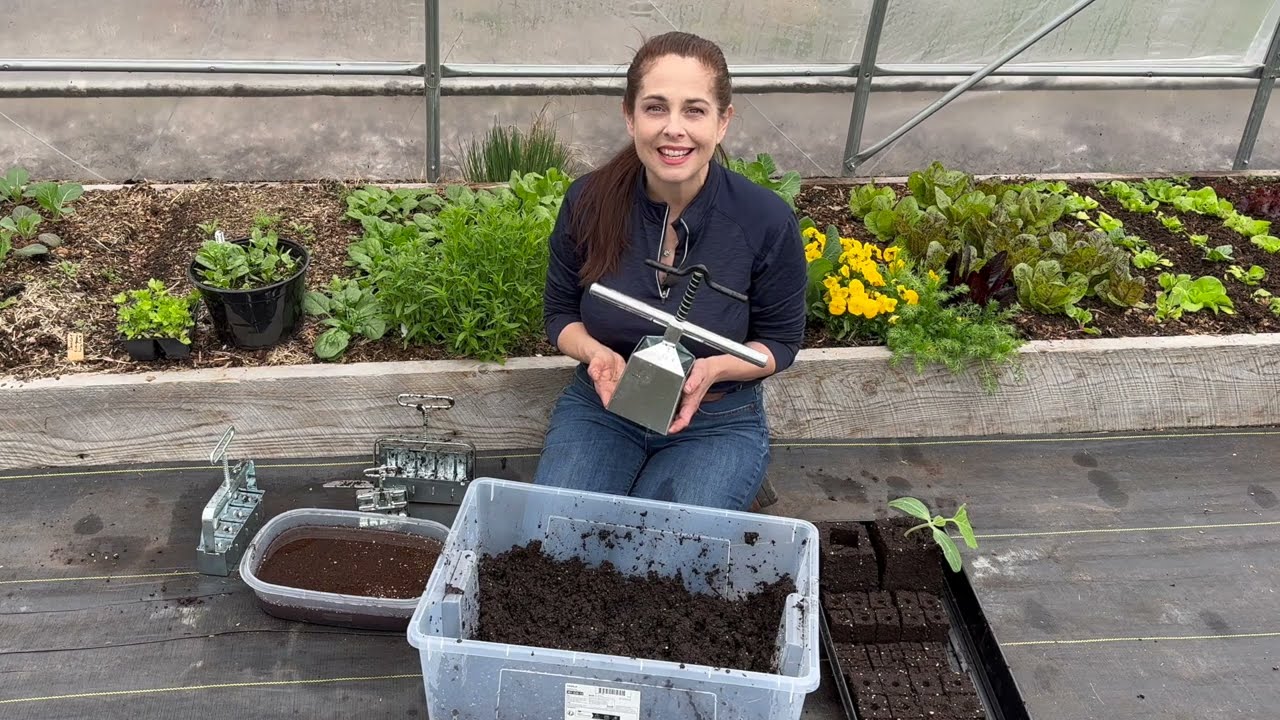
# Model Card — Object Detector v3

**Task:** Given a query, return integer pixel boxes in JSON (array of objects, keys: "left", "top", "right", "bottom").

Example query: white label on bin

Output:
[{"left": 563, "top": 683, "right": 640, "bottom": 720}]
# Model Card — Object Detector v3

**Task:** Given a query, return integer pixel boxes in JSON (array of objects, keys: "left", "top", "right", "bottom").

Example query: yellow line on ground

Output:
[
  {"left": 1005, "top": 630, "right": 1280, "bottom": 647},
  {"left": 0, "top": 571, "right": 199, "bottom": 586},
  {"left": 974, "top": 519, "right": 1280, "bottom": 540},
  {"left": 776, "top": 428, "right": 1280, "bottom": 449},
  {"left": 0, "top": 673, "right": 423, "bottom": 705}
]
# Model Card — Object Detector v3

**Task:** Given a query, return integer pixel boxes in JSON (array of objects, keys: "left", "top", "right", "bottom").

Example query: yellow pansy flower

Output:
[{"left": 883, "top": 246, "right": 899, "bottom": 262}]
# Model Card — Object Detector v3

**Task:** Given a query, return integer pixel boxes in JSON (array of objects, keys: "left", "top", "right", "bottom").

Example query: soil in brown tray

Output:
[
  {"left": 474, "top": 538, "right": 795, "bottom": 674},
  {"left": 255, "top": 526, "right": 442, "bottom": 599}
]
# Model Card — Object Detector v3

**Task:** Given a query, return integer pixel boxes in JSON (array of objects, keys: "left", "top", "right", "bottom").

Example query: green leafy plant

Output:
[
  {"left": 25, "top": 181, "right": 84, "bottom": 219},
  {"left": 460, "top": 110, "right": 575, "bottom": 183},
  {"left": 303, "top": 277, "right": 387, "bottom": 360},
  {"left": 1139, "top": 178, "right": 1188, "bottom": 203},
  {"left": 729, "top": 153, "right": 801, "bottom": 209},
  {"left": 1225, "top": 264, "right": 1266, "bottom": 286},
  {"left": 884, "top": 271, "right": 1024, "bottom": 393},
  {"left": 1202, "top": 244, "right": 1235, "bottom": 262},
  {"left": 113, "top": 279, "right": 199, "bottom": 343},
  {"left": 1252, "top": 288, "right": 1280, "bottom": 316},
  {"left": 1012, "top": 259, "right": 1087, "bottom": 314},
  {"left": 1251, "top": 234, "right": 1280, "bottom": 253},
  {"left": 344, "top": 185, "right": 435, "bottom": 224},
  {"left": 1170, "top": 186, "right": 1234, "bottom": 218},
  {"left": 1158, "top": 212, "right": 1185, "bottom": 234},
  {"left": 888, "top": 497, "right": 978, "bottom": 572},
  {"left": 193, "top": 222, "right": 302, "bottom": 290},
  {"left": 1224, "top": 211, "right": 1270, "bottom": 238},
  {"left": 1187, "top": 233, "right": 1209, "bottom": 248},
  {"left": 848, "top": 183, "right": 897, "bottom": 219},
  {"left": 1154, "top": 273, "right": 1234, "bottom": 322},
  {"left": 0, "top": 167, "right": 29, "bottom": 203},
  {"left": 2, "top": 206, "right": 42, "bottom": 240},
  {"left": 1097, "top": 180, "right": 1158, "bottom": 213},
  {"left": 1132, "top": 249, "right": 1172, "bottom": 269}
]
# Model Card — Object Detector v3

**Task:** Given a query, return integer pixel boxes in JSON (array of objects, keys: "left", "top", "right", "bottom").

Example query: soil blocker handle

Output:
[
  {"left": 397, "top": 393, "right": 455, "bottom": 411},
  {"left": 209, "top": 425, "right": 236, "bottom": 485},
  {"left": 643, "top": 259, "right": 749, "bottom": 302}
]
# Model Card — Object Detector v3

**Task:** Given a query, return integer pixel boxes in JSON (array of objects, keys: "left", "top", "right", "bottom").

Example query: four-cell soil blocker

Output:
[{"left": 192, "top": 395, "right": 1026, "bottom": 717}]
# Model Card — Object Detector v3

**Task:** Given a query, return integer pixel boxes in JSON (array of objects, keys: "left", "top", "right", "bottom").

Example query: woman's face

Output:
[{"left": 626, "top": 54, "right": 733, "bottom": 201}]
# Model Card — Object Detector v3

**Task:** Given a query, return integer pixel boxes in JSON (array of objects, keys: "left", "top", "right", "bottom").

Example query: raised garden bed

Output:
[
  {"left": 816, "top": 517, "right": 1028, "bottom": 720},
  {"left": 3, "top": 163, "right": 1280, "bottom": 470}
]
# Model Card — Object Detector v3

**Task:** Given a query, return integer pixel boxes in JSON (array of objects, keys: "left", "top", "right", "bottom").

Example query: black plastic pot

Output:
[
  {"left": 156, "top": 337, "right": 192, "bottom": 359},
  {"left": 122, "top": 336, "right": 193, "bottom": 361},
  {"left": 123, "top": 338, "right": 158, "bottom": 361},
  {"left": 187, "top": 237, "right": 310, "bottom": 349}
]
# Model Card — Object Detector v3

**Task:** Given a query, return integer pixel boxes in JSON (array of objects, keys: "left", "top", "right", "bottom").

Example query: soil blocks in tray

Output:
[{"left": 818, "top": 518, "right": 985, "bottom": 720}]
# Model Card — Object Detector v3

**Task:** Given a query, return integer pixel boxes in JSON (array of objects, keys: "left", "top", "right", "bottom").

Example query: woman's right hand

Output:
[{"left": 586, "top": 347, "right": 628, "bottom": 407}]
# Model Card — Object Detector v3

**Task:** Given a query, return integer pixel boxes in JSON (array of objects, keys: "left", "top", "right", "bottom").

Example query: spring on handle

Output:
[{"left": 675, "top": 269, "right": 704, "bottom": 322}]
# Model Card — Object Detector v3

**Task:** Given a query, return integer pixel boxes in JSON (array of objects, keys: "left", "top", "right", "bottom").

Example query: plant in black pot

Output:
[
  {"left": 187, "top": 216, "right": 310, "bottom": 349},
  {"left": 113, "top": 279, "right": 200, "bottom": 361}
]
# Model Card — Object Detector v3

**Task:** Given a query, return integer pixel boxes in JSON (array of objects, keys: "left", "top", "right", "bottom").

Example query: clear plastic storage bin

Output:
[
  {"left": 240, "top": 508, "right": 450, "bottom": 631},
  {"left": 408, "top": 478, "right": 821, "bottom": 720}
]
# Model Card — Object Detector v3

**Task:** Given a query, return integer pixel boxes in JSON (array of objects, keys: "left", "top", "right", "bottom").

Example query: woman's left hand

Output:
[{"left": 668, "top": 358, "right": 719, "bottom": 434}]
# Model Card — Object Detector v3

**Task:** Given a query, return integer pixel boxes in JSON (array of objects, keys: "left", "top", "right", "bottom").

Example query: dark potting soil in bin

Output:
[
  {"left": 474, "top": 538, "right": 796, "bottom": 674},
  {"left": 256, "top": 526, "right": 443, "bottom": 599}
]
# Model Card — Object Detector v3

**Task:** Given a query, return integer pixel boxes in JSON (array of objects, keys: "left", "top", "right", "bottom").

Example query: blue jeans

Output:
[{"left": 532, "top": 364, "right": 772, "bottom": 511}]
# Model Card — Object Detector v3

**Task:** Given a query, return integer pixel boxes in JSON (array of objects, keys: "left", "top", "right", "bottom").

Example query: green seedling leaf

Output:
[
  {"left": 1203, "top": 244, "right": 1235, "bottom": 262},
  {"left": 314, "top": 327, "right": 351, "bottom": 359},
  {"left": 952, "top": 504, "right": 978, "bottom": 549},
  {"left": 888, "top": 497, "right": 932, "bottom": 522},
  {"left": 933, "top": 527, "right": 963, "bottom": 572},
  {"left": 13, "top": 243, "right": 47, "bottom": 258},
  {"left": 1225, "top": 265, "right": 1266, "bottom": 286},
  {"left": 0, "top": 167, "right": 29, "bottom": 202}
]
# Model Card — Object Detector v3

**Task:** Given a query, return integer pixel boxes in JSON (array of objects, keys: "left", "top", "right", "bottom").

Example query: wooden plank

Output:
[{"left": 3, "top": 334, "right": 1280, "bottom": 471}]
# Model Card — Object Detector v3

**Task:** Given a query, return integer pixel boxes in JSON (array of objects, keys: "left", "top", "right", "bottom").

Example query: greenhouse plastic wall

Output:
[{"left": 2, "top": 0, "right": 1280, "bottom": 182}]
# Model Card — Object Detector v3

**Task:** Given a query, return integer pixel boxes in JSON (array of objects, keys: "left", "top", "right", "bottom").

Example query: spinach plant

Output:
[
  {"left": 888, "top": 497, "right": 978, "bottom": 572},
  {"left": 303, "top": 277, "right": 387, "bottom": 360}
]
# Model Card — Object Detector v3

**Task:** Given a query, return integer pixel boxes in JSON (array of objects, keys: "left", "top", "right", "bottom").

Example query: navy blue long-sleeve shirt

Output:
[{"left": 543, "top": 161, "right": 808, "bottom": 392}]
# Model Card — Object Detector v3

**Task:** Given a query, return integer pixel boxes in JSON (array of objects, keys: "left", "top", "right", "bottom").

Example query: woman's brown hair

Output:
[{"left": 571, "top": 31, "right": 733, "bottom": 285}]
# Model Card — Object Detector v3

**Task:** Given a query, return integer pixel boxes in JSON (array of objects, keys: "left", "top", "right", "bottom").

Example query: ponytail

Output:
[{"left": 572, "top": 144, "right": 644, "bottom": 285}]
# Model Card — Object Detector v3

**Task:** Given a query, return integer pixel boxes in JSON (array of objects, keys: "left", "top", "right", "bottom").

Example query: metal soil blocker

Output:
[
  {"left": 587, "top": 260, "right": 768, "bottom": 434},
  {"left": 367, "top": 393, "right": 476, "bottom": 508},
  {"left": 196, "top": 426, "right": 266, "bottom": 576}
]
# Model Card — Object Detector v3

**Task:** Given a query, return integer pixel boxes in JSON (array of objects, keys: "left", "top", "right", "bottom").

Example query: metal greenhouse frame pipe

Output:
[
  {"left": 842, "top": 0, "right": 891, "bottom": 178},
  {"left": 425, "top": 0, "right": 442, "bottom": 181},
  {"left": 845, "top": 0, "right": 1102, "bottom": 173},
  {"left": 1235, "top": 12, "right": 1280, "bottom": 171},
  {"left": 0, "top": 58, "right": 422, "bottom": 75}
]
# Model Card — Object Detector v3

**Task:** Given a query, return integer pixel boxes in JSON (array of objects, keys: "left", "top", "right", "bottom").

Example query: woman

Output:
[{"left": 533, "top": 31, "right": 807, "bottom": 511}]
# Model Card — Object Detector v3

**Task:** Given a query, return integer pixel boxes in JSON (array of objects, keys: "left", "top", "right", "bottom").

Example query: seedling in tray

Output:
[{"left": 888, "top": 497, "right": 978, "bottom": 572}]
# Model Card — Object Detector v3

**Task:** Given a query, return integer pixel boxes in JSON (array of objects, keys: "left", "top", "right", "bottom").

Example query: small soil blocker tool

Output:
[
  {"left": 587, "top": 260, "right": 768, "bottom": 434},
  {"left": 196, "top": 426, "right": 265, "bottom": 576},
  {"left": 366, "top": 393, "right": 476, "bottom": 509}
]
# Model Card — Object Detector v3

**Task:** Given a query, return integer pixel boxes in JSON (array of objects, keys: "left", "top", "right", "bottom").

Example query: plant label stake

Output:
[
  {"left": 356, "top": 463, "right": 408, "bottom": 515},
  {"left": 196, "top": 426, "right": 265, "bottom": 576},
  {"left": 587, "top": 260, "right": 768, "bottom": 435},
  {"left": 368, "top": 393, "right": 475, "bottom": 506}
]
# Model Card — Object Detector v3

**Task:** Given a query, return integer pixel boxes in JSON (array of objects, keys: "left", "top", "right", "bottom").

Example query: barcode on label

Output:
[{"left": 564, "top": 683, "right": 640, "bottom": 720}]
